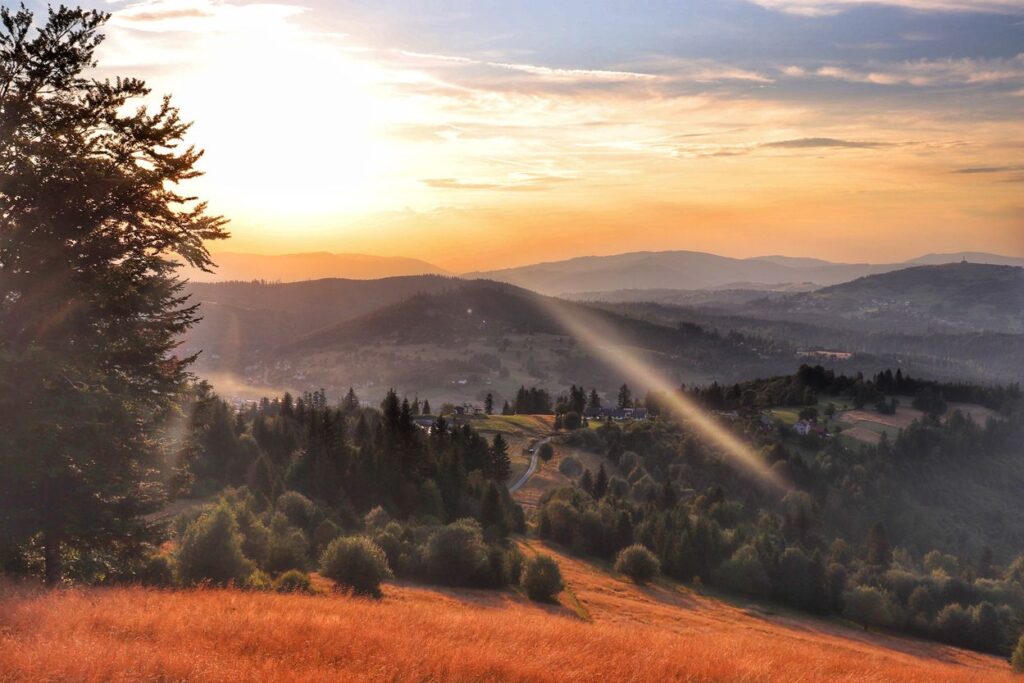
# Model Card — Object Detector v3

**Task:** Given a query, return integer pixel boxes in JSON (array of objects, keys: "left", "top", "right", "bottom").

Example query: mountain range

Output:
[
  {"left": 467, "top": 251, "right": 1024, "bottom": 296},
  {"left": 179, "top": 249, "right": 1024, "bottom": 293}
]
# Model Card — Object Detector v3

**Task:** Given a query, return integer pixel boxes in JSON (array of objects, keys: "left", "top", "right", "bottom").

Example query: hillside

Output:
[
  {"left": 466, "top": 250, "right": 1023, "bottom": 296},
  {"left": 180, "top": 251, "right": 449, "bottom": 283},
  {"left": 270, "top": 279, "right": 796, "bottom": 403},
  {"left": 179, "top": 276, "right": 461, "bottom": 375},
  {"left": 0, "top": 542, "right": 1013, "bottom": 682},
  {"left": 744, "top": 263, "right": 1024, "bottom": 334}
]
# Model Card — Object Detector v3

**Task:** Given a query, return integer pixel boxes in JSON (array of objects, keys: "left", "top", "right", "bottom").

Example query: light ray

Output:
[{"left": 539, "top": 296, "right": 791, "bottom": 493}]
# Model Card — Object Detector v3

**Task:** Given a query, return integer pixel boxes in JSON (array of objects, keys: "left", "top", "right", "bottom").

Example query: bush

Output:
[
  {"left": 245, "top": 569, "right": 273, "bottom": 591},
  {"left": 522, "top": 554, "right": 563, "bottom": 602},
  {"left": 176, "top": 504, "right": 253, "bottom": 586},
  {"left": 558, "top": 455, "right": 582, "bottom": 478},
  {"left": 714, "top": 545, "right": 770, "bottom": 598},
  {"left": 320, "top": 536, "right": 392, "bottom": 598},
  {"left": 313, "top": 519, "right": 341, "bottom": 553},
  {"left": 274, "top": 569, "right": 313, "bottom": 593},
  {"left": 842, "top": 586, "right": 892, "bottom": 631},
  {"left": 423, "top": 520, "right": 489, "bottom": 586},
  {"left": 138, "top": 553, "right": 175, "bottom": 587},
  {"left": 364, "top": 506, "right": 391, "bottom": 530},
  {"left": 537, "top": 442, "right": 554, "bottom": 462},
  {"left": 276, "top": 491, "right": 316, "bottom": 530},
  {"left": 615, "top": 544, "right": 660, "bottom": 584},
  {"left": 266, "top": 515, "right": 310, "bottom": 573},
  {"left": 1012, "top": 633, "right": 1024, "bottom": 672}
]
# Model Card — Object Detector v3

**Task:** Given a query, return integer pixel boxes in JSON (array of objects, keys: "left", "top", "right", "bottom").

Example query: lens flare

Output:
[{"left": 539, "top": 295, "right": 790, "bottom": 493}]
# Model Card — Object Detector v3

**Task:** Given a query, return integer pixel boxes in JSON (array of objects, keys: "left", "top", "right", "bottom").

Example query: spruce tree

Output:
[
  {"left": 618, "top": 383, "right": 633, "bottom": 409},
  {"left": 594, "top": 464, "right": 609, "bottom": 499},
  {"left": 487, "top": 433, "right": 511, "bottom": 483},
  {"left": 0, "top": 6, "right": 227, "bottom": 584}
]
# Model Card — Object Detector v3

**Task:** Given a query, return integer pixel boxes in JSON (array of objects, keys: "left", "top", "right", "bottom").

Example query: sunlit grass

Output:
[{"left": 1, "top": 542, "right": 1013, "bottom": 682}]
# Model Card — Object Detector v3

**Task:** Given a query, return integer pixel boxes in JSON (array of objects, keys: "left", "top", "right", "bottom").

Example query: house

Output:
[{"left": 593, "top": 406, "right": 648, "bottom": 421}]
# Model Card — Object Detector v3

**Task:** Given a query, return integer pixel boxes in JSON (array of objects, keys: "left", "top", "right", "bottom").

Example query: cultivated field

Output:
[{"left": 1, "top": 542, "right": 1013, "bottom": 682}]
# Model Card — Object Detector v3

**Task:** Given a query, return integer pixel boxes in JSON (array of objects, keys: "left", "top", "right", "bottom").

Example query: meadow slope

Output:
[{"left": 0, "top": 542, "right": 1013, "bottom": 682}]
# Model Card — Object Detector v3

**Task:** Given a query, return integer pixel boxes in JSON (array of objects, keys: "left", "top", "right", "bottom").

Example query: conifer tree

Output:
[
  {"left": 487, "top": 433, "right": 511, "bottom": 483},
  {"left": 0, "top": 6, "right": 227, "bottom": 584},
  {"left": 618, "top": 383, "right": 633, "bottom": 409}
]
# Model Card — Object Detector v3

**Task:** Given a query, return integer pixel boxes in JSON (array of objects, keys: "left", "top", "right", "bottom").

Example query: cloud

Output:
[
  {"left": 794, "top": 55, "right": 1024, "bottom": 86},
  {"left": 421, "top": 174, "right": 576, "bottom": 191},
  {"left": 762, "top": 137, "right": 889, "bottom": 148},
  {"left": 747, "top": 0, "right": 1024, "bottom": 16},
  {"left": 395, "top": 50, "right": 660, "bottom": 83},
  {"left": 953, "top": 164, "right": 1024, "bottom": 173}
]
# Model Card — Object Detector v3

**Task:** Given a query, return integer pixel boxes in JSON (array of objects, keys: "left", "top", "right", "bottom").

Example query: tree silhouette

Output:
[{"left": 0, "top": 6, "right": 227, "bottom": 584}]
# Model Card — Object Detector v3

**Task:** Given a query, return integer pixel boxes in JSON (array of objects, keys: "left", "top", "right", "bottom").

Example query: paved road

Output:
[{"left": 509, "top": 437, "right": 549, "bottom": 493}]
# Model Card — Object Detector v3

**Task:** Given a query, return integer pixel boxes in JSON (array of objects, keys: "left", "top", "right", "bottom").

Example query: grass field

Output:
[{"left": 0, "top": 540, "right": 1013, "bottom": 682}]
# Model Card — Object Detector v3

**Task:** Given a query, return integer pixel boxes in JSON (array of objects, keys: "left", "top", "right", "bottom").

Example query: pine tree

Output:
[
  {"left": 866, "top": 521, "right": 892, "bottom": 567},
  {"left": 588, "top": 389, "right": 601, "bottom": 415},
  {"left": 484, "top": 393, "right": 494, "bottom": 415},
  {"left": 502, "top": 400, "right": 512, "bottom": 415},
  {"left": 341, "top": 387, "right": 360, "bottom": 413},
  {"left": 480, "top": 481, "right": 507, "bottom": 537},
  {"left": 618, "top": 383, "right": 633, "bottom": 409},
  {"left": 580, "top": 469, "right": 595, "bottom": 496},
  {"left": 594, "top": 464, "right": 609, "bottom": 499},
  {"left": 0, "top": 6, "right": 227, "bottom": 584},
  {"left": 422, "top": 399, "right": 431, "bottom": 416},
  {"left": 487, "top": 433, "right": 511, "bottom": 483}
]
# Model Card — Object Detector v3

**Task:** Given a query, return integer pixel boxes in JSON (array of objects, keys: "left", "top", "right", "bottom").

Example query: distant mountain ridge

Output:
[
  {"left": 465, "top": 250, "right": 1024, "bottom": 296},
  {"left": 693, "top": 262, "right": 1024, "bottom": 335},
  {"left": 181, "top": 251, "right": 449, "bottom": 282}
]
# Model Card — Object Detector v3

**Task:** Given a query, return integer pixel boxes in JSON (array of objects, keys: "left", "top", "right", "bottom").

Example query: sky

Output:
[{"left": 34, "top": 0, "right": 1024, "bottom": 271}]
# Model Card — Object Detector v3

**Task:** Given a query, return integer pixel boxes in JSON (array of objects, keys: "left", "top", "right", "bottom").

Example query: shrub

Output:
[
  {"left": 936, "top": 603, "right": 971, "bottom": 644},
  {"left": 1012, "top": 633, "right": 1024, "bottom": 672},
  {"left": 558, "top": 455, "right": 582, "bottom": 478},
  {"left": 842, "top": 586, "right": 892, "bottom": 631},
  {"left": 713, "top": 545, "right": 770, "bottom": 598},
  {"left": 615, "top": 544, "right": 660, "bottom": 584},
  {"left": 320, "top": 536, "right": 392, "bottom": 598},
  {"left": 423, "top": 520, "right": 489, "bottom": 586},
  {"left": 312, "top": 519, "right": 341, "bottom": 553},
  {"left": 538, "top": 442, "right": 554, "bottom": 462},
  {"left": 245, "top": 569, "right": 273, "bottom": 591},
  {"left": 522, "top": 554, "right": 563, "bottom": 602},
  {"left": 176, "top": 504, "right": 252, "bottom": 586},
  {"left": 266, "top": 517, "right": 310, "bottom": 574},
  {"left": 276, "top": 491, "right": 316, "bottom": 530},
  {"left": 364, "top": 506, "right": 391, "bottom": 530},
  {"left": 138, "top": 553, "right": 175, "bottom": 587},
  {"left": 543, "top": 500, "right": 581, "bottom": 546},
  {"left": 274, "top": 569, "right": 313, "bottom": 593}
]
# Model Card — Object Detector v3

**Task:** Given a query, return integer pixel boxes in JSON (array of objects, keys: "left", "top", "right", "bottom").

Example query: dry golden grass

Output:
[{"left": 0, "top": 541, "right": 1013, "bottom": 682}]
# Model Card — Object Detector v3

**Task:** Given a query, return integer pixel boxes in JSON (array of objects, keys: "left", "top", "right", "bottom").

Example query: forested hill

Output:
[
  {"left": 180, "top": 276, "right": 461, "bottom": 372},
  {"left": 281, "top": 279, "right": 766, "bottom": 364},
  {"left": 736, "top": 263, "right": 1024, "bottom": 334}
]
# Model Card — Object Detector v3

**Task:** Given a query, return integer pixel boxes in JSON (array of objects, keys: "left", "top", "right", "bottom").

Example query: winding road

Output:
[{"left": 509, "top": 437, "right": 549, "bottom": 493}]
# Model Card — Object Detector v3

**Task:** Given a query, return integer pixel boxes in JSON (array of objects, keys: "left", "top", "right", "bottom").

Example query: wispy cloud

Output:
[
  {"left": 747, "top": 0, "right": 1024, "bottom": 17},
  {"left": 789, "top": 55, "right": 1024, "bottom": 86},
  {"left": 953, "top": 164, "right": 1024, "bottom": 173},
  {"left": 762, "top": 137, "right": 889, "bottom": 148}
]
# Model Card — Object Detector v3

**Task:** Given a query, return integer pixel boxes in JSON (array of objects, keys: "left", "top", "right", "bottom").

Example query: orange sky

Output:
[{"left": 89, "top": 0, "right": 1024, "bottom": 271}]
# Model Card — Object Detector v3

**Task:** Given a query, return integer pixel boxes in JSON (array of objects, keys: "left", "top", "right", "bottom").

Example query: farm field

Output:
[{"left": 0, "top": 541, "right": 1014, "bottom": 682}]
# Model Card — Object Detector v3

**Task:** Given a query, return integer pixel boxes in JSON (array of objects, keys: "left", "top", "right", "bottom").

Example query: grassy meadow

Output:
[{"left": 0, "top": 541, "right": 1013, "bottom": 682}]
